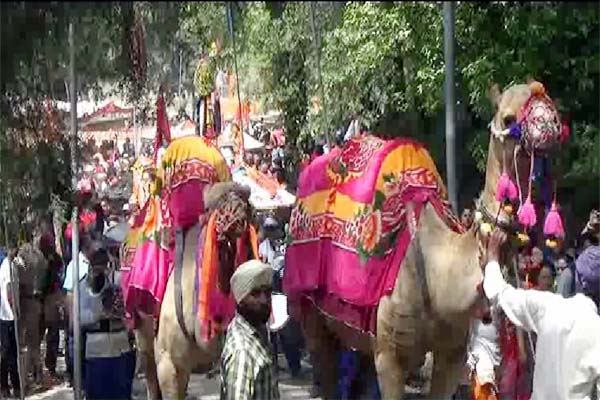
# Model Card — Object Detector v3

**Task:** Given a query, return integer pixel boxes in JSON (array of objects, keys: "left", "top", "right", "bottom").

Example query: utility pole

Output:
[
  {"left": 443, "top": 2, "right": 458, "bottom": 213},
  {"left": 178, "top": 47, "right": 183, "bottom": 97},
  {"left": 69, "top": 21, "right": 82, "bottom": 400}
]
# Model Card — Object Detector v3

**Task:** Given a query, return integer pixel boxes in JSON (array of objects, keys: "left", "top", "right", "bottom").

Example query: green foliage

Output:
[{"left": 1, "top": 2, "right": 597, "bottom": 233}]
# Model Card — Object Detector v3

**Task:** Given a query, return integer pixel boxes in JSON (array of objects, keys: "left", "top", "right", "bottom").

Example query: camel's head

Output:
[
  {"left": 479, "top": 81, "right": 567, "bottom": 234},
  {"left": 204, "top": 182, "right": 252, "bottom": 243},
  {"left": 203, "top": 182, "right": 253, "bottom": 293},
  {"left": 490, "top": 81, "right": 565, "bottom": 156}
]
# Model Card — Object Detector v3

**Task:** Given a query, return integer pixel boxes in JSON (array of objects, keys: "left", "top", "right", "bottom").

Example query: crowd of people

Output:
[
  {"left": 0, "top": 120, "right": 598, "bottom": 400},
  {"left": 458, "top": 208, "right": 600, "bottom": 400}
]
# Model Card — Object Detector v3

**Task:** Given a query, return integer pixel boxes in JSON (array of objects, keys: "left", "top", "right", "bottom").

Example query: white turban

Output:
[{"left": 230, "top": 260, "right": 272, "bottom": 303}]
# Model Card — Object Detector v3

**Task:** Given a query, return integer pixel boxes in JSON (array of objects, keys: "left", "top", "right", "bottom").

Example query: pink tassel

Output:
[
  {"left": 544, "top": 202, "right": 565, "bottom": 238},
  {"left": 496, "top": 173, "right": 519, "bottom": 202},
  {"left": 518, "top": 197, "right": 537, "bottom": 228}
]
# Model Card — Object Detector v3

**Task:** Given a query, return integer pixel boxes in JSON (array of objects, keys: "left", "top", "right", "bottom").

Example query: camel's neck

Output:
[
  {"left": 478, "top": 133, "right": 525, "bottom": 222},
  {"left": 480, "top": 137, "right": 504, "bottom": 217},
  {"left": 408, "top": 205, "right": 483, "bottom": 320}
]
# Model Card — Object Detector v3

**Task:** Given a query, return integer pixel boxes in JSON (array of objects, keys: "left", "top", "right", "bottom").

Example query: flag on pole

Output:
[{"left": 154, "top": 94, "right": 171, "bottom": 164}]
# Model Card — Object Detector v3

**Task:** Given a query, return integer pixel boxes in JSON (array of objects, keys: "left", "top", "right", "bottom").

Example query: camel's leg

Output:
[
  {"left": 427, "top": 347, "right": 466, "bottom": 400},
  {"left": 156, "top": 352, "right": 189, "bottom": 400},
  {"left": 135, "top": 318, "right": 162, "bottom": 400},
  {"left": 374, "top": 350, "right": 405, "bottom": 400},
  {"left": 302, "top": 309, "right": 339, "bottom": 399}
]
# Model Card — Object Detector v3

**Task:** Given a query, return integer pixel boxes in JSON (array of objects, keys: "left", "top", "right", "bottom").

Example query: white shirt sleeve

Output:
[{"left": 483, "top": 260, "right": 553, "bottom": 334}]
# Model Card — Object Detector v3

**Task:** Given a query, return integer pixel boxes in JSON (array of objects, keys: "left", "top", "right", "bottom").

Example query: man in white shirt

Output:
[
  {"left": 0, "top": 247, "right": 21, "bottom": 397},
  {"left": 484, "top": 229, "right": 600, "bottom": 400},
  {"left": 63, "top": 236, "right": 93, "bottom": 387}
]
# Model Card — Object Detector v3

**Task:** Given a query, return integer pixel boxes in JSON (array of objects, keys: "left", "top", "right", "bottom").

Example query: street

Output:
[{"left": 27, "top": 348, "right": 319, "bottom": 400}]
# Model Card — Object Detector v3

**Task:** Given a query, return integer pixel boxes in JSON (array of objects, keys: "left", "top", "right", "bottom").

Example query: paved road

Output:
[
  {"left": 28, "top": 351, "right": 319, "bottom": 400},
  {"left": 29, "top": 373, "right": 318, "bottom": 400},
  {"left": 27, "top": 336, "right": 426, "bottom": 400}
]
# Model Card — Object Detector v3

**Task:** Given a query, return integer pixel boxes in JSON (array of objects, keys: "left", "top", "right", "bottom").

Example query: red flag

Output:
[{"left": 154, "top": 94, "right": 171, "bottom": 163}]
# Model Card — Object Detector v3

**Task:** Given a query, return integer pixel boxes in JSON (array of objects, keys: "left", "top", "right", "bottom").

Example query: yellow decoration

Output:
[
  {"left": 517, "top": 232, "right": 530, "bottom": 245},
  {"left": 546, "top": 238, "right": 558, "bottom": 248},
  {"left": 503, "top": 203, "right": 514, "bottom": 215},
  {"left": 480, "top": 222, "right": 493, "bottom": 236}
]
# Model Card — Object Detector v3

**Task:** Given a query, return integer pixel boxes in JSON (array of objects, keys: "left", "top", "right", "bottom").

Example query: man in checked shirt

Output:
[{"left": 220, "top": 260, "right": 280, "bottom": 400}]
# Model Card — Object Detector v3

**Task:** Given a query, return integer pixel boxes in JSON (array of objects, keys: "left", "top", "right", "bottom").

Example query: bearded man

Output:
[{"left": 220, "top": 260, "right": 279, "bottom": 400}]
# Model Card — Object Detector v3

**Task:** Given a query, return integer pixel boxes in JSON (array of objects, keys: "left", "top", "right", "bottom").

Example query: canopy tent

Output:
[
  {"left": 231, "top": 166, "right": 295, "bottom": 210},
  {"left": 81, "top": 101, "right": 133, "bottom": 131},
  {"left": 218, "top": 125, "right": 264, "bottom": 152},
  {"left": 171, "top": 119, "right": 197, "bottom": 139},
  {"left": 241, "top": 133, "right": 264, "bottom": 151},
  {"left": 82, "top": 101, "right": 133, "bottom": 123}
]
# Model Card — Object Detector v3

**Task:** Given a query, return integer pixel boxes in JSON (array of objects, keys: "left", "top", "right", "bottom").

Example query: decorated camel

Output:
[
  {"left": 124, "top": 123, "right": 258, "bottom": 397},
  {"left": 284, "top": 81, "right": 567, "bottom": 399}
]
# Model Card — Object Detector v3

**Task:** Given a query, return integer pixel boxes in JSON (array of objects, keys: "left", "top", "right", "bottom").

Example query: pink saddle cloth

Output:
[
  {"left": 284, "top": 134, "right": 464, "bottom": 335},
  {"left": 124, "top": 137, "right": 231, "bottom": 323}
]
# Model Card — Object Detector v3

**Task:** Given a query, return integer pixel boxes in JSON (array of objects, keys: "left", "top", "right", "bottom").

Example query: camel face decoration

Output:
[
  {"left": 482, "top": 81, "right": 566, "bottom": 243},
  {"left": 490, "top": 81, "right": 564, "bottom": 155}
]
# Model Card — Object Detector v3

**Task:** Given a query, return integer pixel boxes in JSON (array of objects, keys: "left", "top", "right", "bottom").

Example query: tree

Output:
[{"left": 316, "top": 2, "right": 598, "bottom": 217}]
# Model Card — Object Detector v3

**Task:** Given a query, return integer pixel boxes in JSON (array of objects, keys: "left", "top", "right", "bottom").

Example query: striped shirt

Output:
[{"left": 220, "top": 313, "right": 279, "bottom": 400}]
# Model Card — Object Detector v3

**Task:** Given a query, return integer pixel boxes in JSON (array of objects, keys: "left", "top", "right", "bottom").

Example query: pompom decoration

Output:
[
  {"left": 517, "top": 231, "right": 531, "bottom": 245},
  {"left": 503, "top": 203, "right": 514, "bottom": 215},
  {"left": 496, "top": 173, "right": 519, "bottom": 203},
  {"left": 480, "top": 222, "right": 493, "bottom": 236},
  {"left": 518, "top": 197, "right": 538, "bottom": 229},
  {"left": 543, "top": 202, "right": 565, "bottom": 238},
  {"left": 546, "top": 238, "right": 558, "bottom": 249},
  {"left": 474, "top": 211, "right": 483, "bottom": 224},
  {"left": 509, "top": 122, "right": 522, "bottom": 140},
  {"left": 529, "top": 81, "right": 546, "bottom": 96}
]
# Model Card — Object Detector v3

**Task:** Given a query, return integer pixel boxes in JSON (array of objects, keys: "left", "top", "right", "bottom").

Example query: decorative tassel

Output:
[
  {"left": 518, "top": 196, "right": 537, "bottom": 228},
  {"left": 496, "top": 173, "right": 519, "bottom": 203},
  {"left": 544, "top": 202, "right": 565, "bottom": 239},
  {"left": 509, "top": 122, "right": 522, "bottom": 140}
]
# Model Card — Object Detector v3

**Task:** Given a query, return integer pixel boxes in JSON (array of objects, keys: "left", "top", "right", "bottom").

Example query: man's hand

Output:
[{"left": 486, "top": 228, "right": 508, "bottom": 265}]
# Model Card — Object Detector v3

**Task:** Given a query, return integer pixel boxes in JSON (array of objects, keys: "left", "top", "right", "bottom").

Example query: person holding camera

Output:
[{"left": 63, "top": 234, "right": 135, "bottom": 399}]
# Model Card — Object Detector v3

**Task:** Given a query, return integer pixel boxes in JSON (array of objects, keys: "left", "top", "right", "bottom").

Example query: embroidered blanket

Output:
[{"left": 284, "top": 134, "right": 463, "bottom": 335}]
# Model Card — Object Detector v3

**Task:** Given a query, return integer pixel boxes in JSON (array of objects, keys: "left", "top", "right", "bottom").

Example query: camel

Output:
[
  {"left": 284, "top": 81, "right": 565, "bottom": 399},
  {"left": 131, "top": 179, "right": 256, "bottom": 399}
]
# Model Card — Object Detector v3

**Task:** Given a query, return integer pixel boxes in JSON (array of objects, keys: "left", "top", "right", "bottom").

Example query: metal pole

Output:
[
  {"left": 309, "top": 2, "right": 331, "bottom": 150},
  {"left": 133, "top": 105, "right": 138, "bottom": 157},
  {"left": 443, "top": 2, "right": 458, "bottom": 213},
  {"left": 227, "top": 2, "right": 245, "bottom": 150},
  {"left": 69, "top": 21, "right": 82, "bottom": 400}
]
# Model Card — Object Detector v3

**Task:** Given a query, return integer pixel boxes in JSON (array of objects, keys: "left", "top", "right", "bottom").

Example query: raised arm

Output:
[{"left": 483, "top": 230, "right": 555, "bottom": 334}]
